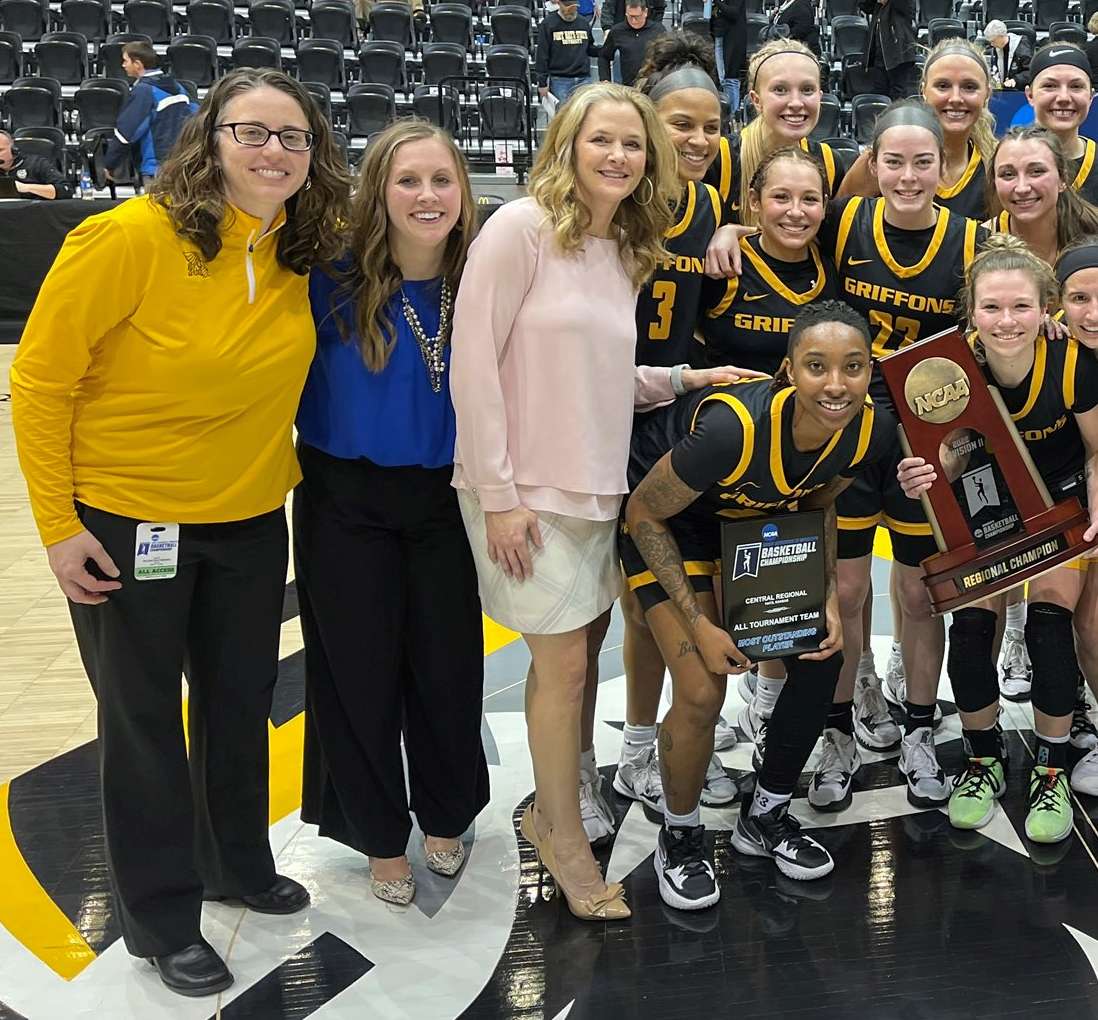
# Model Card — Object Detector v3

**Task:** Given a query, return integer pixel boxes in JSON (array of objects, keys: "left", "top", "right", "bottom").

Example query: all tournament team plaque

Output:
[
  {"left": 878, "top": 328, "right": 1092, "bottom": 614},
  {"left": 720, "top": 510, "right": 827, "bottom": 660}
]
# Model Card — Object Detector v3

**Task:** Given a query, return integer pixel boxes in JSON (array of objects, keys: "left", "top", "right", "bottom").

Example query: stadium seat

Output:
[
  {"left": 984, "top": 0, "right": 1018, "bottom": 19},
  {"left": 297, "top": 37, "right": 345, "bottom": 89},
  {"left": 927, "top": 16, "right": 964, "bottom": 44},
  {"left": 490, "top": 5, "right": 531, "bottom": 48},
  {"left": 680, "top": 0, "right": 705, "bottom": 15},
  {"left": 1034, "top": 0, "right": 1067, "bottom": 29},
  {"left": 330, "top": 128, "right": 348, "bottom": 164},
  {"left": 916, "top": 0, "right": 952, "bottom": 27},
  {"left": 681, "top": 12, "right": 708, "bottom": 37},
  {"left": 13, "top": 124, "right": 66, "bottom": 175},
  {"left": 123, "top": 0, "right": 173, "bottom": 42},
  {"left": 81, "top": 123, "right": 136, "bottom": 190},
  {"left": 232, "top": 34, "right": 281, "bottom": 68},
  {"left": 1002, "top": 19, "right": 1035, "bottom": 52},
  {"left": 302, "top": 78, "right": 333, "bottom": 119},
  {"left": 60, "top": 0, "right": 110, "bottom": 42},
  {"left": 248, "top": 0, "right": 295, "bottom": 45},
  {"left": 820, "top": 134, "right": 860, "bottom": 176},
  {"left": 809, "top": 92, "right": 842, "bottom": 141},
  {"left": 851, "top": 92, "right": 889, "bottom": 145},
  {"left": 186, "top": 0, "right": 235, "bottom": 44},
  {"left": 429, "top": 3, "right": 471, "bottom": 47},
  {"left": 310, "top": 0, "right": 357, "bottom": 47},
  {"left": 34, "top": 30, "right": 90, "bottom": 84},
  {"left": 168, "top": 33, "right": 218, "bottom": 85},
  {"left": 74, "top": 74, "right": 128, "bottom": 130},
  {"left": 824, "top": 0, "right": 860, "bottom": 17},
  {"left": 478, "top": 83, "right": 525, "bottom": 139},
  {"left": 412, "top": 82, "right": 458, "bottom": 132},
  {"left": 745, "top": 13, "right": 767, "bottom": 56},
  {"left": 421, "top": 40, "right": 465, "bottom": 85},
  {"left": 346, "top": 80, "right": 395, "bottom": 137},
  {"left": 0, "top": 28, "right": 23, "bottom": 82},
  {"left": 485, "top": 42, "right": 527, "bottom": 82},
  {"left": 0, "top": 0, "right": 45, "bottom": 42},
  {"left": 369, "top": 1, "right": 413, "bottom": 46},
  {"left": 177, "top": 76, "right": 198, "bottom": 100},
  {"left": 358, "top": 38, "right": 406, "bottom": 90},
  {"left": 830, "top": 15, "right": 868, "bottom": 59},
  {"left": 99, "top": 31, "right": 151, "bottom": 76},
  {"left": 2, "top": 75, "right": 61, "bottom": 128},
  {"left": 1049, "top": 21, "right": 1087, "bottom": 44}
]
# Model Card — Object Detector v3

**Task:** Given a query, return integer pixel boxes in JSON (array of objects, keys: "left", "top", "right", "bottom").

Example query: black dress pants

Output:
[
  {"left": 294, "top": 443, "right": 489, "bottom": 859},
  {"left": 68, "top": 503, "right": 287, "bottom": 958}
]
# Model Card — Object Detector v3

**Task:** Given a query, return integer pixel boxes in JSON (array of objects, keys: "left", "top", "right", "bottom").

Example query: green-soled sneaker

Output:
[
  {"left": 948, "top": 757, "right": 1006, "bottom": 830},
  {"left": 1026, "top": 766, "right": 1073, "bottom": 844}
]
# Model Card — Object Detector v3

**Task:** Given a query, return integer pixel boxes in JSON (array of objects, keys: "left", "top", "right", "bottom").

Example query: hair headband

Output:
[
  {"left": 1029, "top": 45, "right": 1093, "bottom": 82},
  {"left": 923, "top": 41, "right": 988, "bottom": 78},
  {"left": 647, "top": 65, "right": 720, "bottom": 103},
  {"left": 873, "top": 102, "right": 942, "bottom": 141},
  {"left": 1056, "top": 243, "right": 1098, "bottom": 285},
  {"left": 750, "top": 49, "right": 816, "bottom": 89}
]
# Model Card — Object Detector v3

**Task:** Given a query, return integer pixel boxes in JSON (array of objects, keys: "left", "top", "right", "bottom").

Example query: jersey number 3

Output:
[{"left": 649, "top": 281, "right": 677, "bottom": 340}]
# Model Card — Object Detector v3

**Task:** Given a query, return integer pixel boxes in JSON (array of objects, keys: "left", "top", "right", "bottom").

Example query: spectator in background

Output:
[
  {"left": 862, "top": 0, "right": 919, "bottom": 100},
  {"left": 984, "top": 19, "right": 1032, "bottom": 89},
  {"left": 711, "top": 0, "right": 744, "bottom": 112},
  {"left": 0, "top": 129, "right": 71, "bottom": 199},
  {"left": 104, "top": 42, "right": 197, "bottom": 179},
  {"left": 537, "top": 0, "right": 600, "bottom": 107},
  {"left": 1085, "top": 12, "right": 1098, "bottom": 86},
  {"left": 601, "top": 0, "right": 664, "bottom": 35},
  {"left": 599, "top": 1, "right": 667, "bottom": 87},
  {"left": 770, "top": 0, "right": 820, "bottom": 56}
]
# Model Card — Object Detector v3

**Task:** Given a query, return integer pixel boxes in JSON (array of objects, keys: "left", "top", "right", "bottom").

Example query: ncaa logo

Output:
[
  {"left": 732, "top": 543, "right": 761, "bottom": 580},
  {"left": 762, "top": 523, "right": 779, "bottom": 542}
]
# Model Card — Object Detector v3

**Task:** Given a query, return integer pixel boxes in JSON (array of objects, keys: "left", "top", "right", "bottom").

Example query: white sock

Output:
[
  {"left": 890, "top": 641, "right": 902, "bottom": 660},
  {"left": 580, "top": 746, "right": 596, "bottom": 779},
  {"left": 663, "top": 803, "right": 701, "bottom": 828},
  {"left": 750, "top": 783, "right": 791, "bottom": 818},
  {"left": 755, "top": 675, "right": 786, "bottom": 718},
  {"left": 858, "top": 649, "right": 876, "bottom": 677},
  {"left": 621, "top": 724, "right": 657, "bottom": 759},
  {"left": 1005, "top": 601, "right": 1026, "bottom": 632}
]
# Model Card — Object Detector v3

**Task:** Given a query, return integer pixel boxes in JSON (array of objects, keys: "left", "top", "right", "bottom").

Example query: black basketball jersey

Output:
[
  {"left": 629, "top": 379, "right": 895, "bottom": 524},
  {"left": 831, "top": 196, "right": 982, "bottom": 361},
  {"left": 702, "top": 135, "right": 844, "bottom": 226},
  {"left": 1070, "top": 137, "right": 1098, "bottom": 206},
  {"left": 698, "top": 233, "right": 838, "bottom": 374},
  {"left": 635, "top": 180, "right": 722, "bottom": 368},
  {"left": 987, "top": 336, "right": 1098, "bottom": 503},
  {"left": 936, "top": 144, "right": 988, "bottom": 221}
]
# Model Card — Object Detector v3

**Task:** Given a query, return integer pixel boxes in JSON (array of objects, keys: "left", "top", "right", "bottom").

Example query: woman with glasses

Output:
[
  {"left": 11, "top": 69, "right": 349, "bottom": 998},
  {"left": 294, "top": 120, "right": 488, "bottom": 908}
]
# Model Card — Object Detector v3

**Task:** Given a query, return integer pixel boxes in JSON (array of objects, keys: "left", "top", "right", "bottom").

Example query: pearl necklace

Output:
[{"left": 401, "top": 280, "right": 452, "bottom": 394}]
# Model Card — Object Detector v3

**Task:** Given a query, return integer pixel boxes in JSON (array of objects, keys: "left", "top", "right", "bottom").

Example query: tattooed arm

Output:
[{"left": 796, "top": 476, "right": 851, "bottom": 661}]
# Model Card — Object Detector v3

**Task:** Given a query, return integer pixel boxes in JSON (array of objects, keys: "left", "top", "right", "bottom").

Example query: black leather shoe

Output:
[
  {"left": 239, "top": 874, "right": 311, "bottom": 914},
  {"left": 148, "top": 940, "right": 233, "bottom": 998}
]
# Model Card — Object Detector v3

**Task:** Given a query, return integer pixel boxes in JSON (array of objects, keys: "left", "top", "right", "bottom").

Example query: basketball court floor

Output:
[{"left": 3, "top": 344, "right": 1098, "bottom": 1019}]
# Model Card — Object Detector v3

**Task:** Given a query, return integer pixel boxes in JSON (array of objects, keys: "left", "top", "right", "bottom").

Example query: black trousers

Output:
[
  {"left": 865, "top": 60, "right": 920, "bottom": 101},
  {"left": 69, "top": 503, "right": 287, "bottom": 958},
  {"left": 294, "top": 443, "right": 489, "bottom": 859}
]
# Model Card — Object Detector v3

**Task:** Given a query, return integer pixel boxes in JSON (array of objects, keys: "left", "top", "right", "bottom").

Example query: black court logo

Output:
[{"left": 184, "top": 252, "right": 209, "bottom": 278}]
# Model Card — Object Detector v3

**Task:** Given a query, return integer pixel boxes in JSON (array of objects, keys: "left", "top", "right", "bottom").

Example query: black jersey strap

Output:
[
  {"left": 692, "top": 392, "right": 756, "bottom": 486},
  {"left": 1009, "top": 336, "right": 1048, "bottom": 422},
  {"left": 769, "top": 387, "right": 845, "bottom": 495},
  {"left": 1064, "top": 338, "right": 1079, "bottom": 410},
  {"left": 834, "top": 196, "right": 862, "bottom": 270},
  {"left": 1072, "top": 138, "right": 1097, "bottom": 192},
  {"left": 849, "top": 400, "right": 877, "bottom": 470}
]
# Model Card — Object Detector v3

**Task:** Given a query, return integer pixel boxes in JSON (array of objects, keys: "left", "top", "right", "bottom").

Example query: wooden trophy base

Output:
[{"left": 922, "top": 501, "right": 1093, "bottom": 614}]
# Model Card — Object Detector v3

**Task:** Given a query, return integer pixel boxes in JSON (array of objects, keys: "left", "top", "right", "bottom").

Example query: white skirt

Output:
[{"left": 457, "top": 489, "right": 622, "bottom": 635}]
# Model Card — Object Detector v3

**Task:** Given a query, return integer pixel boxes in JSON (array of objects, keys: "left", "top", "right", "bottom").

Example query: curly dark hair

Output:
[
  {"left": 634, "top": 31, "right": 719, "bottom": 92},
  {"left": 149, "top": 68, "right": 351, "bottom": 273}
]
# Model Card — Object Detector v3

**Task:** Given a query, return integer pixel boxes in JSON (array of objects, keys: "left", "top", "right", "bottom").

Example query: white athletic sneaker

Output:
[
  {"left": 737, "top": 667, "right": 758, "bottom": 704},
  {"left": 808, "top": 728, "right": 861, "bottom": 812},
  {"left": 700, "top": 753, "right": 738, "bottom": 806},
  {"left": 998, "top": 628, "right": 1032, "bottom": 702},
  {"left": 1071, "top": 692, "right": 1098, "bottom": 751},
  {"left": 898, "top": 727, "right": 950, "bottom": 808},
  {"left": 579, "top": 766, "right": 616, "bottom": 844},
  {"left": 1071, "top": 748, "right": 1098, "bottom": 796},
  {"left": 714, "top": 714, "right": 738, "bottom": 751},
  {"left": 738, "top": 700, "right": 768, "bottom": 771},
  {"left": 853, "top": 673, "right": 901, "bottom": 751},
  {"left": 882, "top": 645, "right": 905, "bottom": 706},
  {"left": 612, "top": 744, "right": 664, "bottom": 811}
]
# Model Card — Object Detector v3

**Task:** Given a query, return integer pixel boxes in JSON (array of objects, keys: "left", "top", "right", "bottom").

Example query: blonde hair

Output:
[
  {"left": 741, "top": 40, "right": 822, "bottom": 227},
  {"left": 1089, "top": 11, "right": 1098, "bottom": 33},
  {"left": 528, "top": 82, "right": 678, "bottom": 288},
  {"left": 331, "top": 119, "right": 476, "bottom": 372},
  {"left": 920, "top": 39, "right": 998, "bottom": 165}
]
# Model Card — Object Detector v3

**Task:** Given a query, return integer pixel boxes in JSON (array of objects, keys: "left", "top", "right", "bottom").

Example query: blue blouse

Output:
[{"left": 297, "top": 267, "right": 457, "bottom": 469}]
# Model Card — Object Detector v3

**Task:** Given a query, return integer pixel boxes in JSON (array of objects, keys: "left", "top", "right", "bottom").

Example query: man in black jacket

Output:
[
  {"left": 984, "top": 20, "right": 1033, "bottom": 89},
  {"left": 599, "top": 0, "right": 667, "bottom": 87},
  {"left": 536, "top": 0, "right": 600, "bottom": 106},
  {"left": 862, "top": 0, "right": 919, "bottom": 100},
  {"left": 0, "top": 130, "right": 71, "bottom": 200}
]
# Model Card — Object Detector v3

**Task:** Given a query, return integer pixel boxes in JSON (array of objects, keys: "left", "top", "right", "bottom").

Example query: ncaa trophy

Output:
[{"left": 877, "top": 328, "right": 1092, "bottom": 614}]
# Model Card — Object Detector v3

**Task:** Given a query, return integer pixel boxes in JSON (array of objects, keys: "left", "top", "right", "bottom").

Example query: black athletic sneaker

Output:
[
  {"left": 654, "top": 824, "right": 720, "bottom": 910},
  {"left": 731, "top": 799, "right": 834, "bottom": 881}
]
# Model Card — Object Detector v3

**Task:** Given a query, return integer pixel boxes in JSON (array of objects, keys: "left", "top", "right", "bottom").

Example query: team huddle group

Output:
[{"left": 6, "top": 23, "right": 1098, "bottom": 1000}]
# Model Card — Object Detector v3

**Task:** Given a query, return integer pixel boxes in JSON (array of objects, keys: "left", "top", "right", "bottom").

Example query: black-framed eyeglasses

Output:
[{"left": 217, "top": 122, "right": 315, "bottom": 151}]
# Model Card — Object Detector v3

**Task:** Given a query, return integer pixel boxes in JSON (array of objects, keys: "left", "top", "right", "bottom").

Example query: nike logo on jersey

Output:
[
  {"left": 743, "top": 292, "right": 769, "bottom": 301},
  {"left": 847, "top": 257, "right": 873, "bottom": 266}
]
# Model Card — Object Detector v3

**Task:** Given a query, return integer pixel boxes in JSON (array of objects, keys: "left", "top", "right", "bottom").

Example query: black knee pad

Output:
[
  {"left": 948, "top": 608, "right": 1000, "bottom": 713},
  {"left": 1027, "top": 602, "right": 1078, "bottom": 718}
]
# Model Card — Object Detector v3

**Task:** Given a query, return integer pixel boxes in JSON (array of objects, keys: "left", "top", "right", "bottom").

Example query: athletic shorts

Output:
[
  {"left": 618, "top": 513, "right": 721, "bottom": 612},
  {"left": 837, "top": 370, "right": 937, "bottom": 567}
]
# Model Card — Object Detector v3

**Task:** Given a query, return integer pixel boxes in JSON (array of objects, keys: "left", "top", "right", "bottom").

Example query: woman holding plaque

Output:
[{"left": 898, "top": 235, "right": 1098, "bottom": 843}]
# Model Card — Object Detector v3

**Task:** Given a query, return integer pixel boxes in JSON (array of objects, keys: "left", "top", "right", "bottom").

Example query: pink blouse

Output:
[{"left": 450, "top": 197, "right": 674, "bottom": 521}]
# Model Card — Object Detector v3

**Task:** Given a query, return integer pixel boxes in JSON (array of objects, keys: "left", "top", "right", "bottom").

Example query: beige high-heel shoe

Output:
[
  {"left": 370, "top": 857, "right": 415, "bottom": 905},
  {"left": 424, "top": 839, "right": 466, "bottom": 877},
  {"left": 519, "top": 804, "right": 630, "bottom": 921}
]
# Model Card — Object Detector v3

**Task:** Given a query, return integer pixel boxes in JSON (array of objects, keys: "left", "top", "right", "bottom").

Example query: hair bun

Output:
[{"left": 982, "top": 232, "right": 1029, "bottom": 253}]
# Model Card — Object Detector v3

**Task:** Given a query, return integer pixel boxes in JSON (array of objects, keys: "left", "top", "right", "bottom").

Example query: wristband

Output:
[{"left": 671, "top": 363, "right": 688, "bottom": 396}]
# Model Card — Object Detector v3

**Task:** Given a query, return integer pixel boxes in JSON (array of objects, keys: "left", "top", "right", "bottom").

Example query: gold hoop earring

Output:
[{"left": 634, "top": 176, "right": 654, "bottom": 206}]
